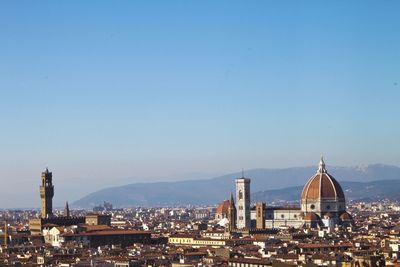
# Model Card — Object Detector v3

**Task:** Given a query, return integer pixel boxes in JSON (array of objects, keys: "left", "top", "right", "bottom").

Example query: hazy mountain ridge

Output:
[
  {"left": 252, "top": 180, "right": 400, "bottom": 203},
  {"left": 73, "top": 164, "right": 400, "bottom": 208}
]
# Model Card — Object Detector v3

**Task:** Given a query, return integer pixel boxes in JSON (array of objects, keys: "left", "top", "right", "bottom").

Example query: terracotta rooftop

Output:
[
  {"left": 303, "top": 212, "right": 320, "bottom": 221},
  {"left": 62, "top": 229, "right": 151, "bottom": 237},
  {"left": 216, "top": 200, "right": 230, "bottom": 215},
  {"left": 298, "top": 243, "right": 353, "bottom": 248}
]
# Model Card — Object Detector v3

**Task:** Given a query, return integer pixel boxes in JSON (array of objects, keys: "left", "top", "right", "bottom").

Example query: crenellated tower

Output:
[{"left": 40, "top": 168, "right": 54, "bottom": 218}]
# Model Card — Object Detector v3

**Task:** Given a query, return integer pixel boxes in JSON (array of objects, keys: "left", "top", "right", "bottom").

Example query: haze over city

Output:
[
  {"left": 2, "top": 2, "right": 400, "bottom": 267},
  {"left": 1, "top": 1, "right": 400, "bottom": 208}
]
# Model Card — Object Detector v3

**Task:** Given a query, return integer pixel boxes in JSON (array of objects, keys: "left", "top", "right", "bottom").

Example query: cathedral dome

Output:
[
  {"left": 301, "top": 158, "right": 345, "bottom": 201},
  {"left": 216, "top": 200, "right": 230, "bottom": 215}
]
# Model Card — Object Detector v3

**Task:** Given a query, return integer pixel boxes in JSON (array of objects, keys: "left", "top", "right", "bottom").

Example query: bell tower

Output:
[
  {"left": 236, "top": 175, "right": 251, "bottom": 229},
  {"left": 40, "top": 168, "right": 54, "bottom": 218}
]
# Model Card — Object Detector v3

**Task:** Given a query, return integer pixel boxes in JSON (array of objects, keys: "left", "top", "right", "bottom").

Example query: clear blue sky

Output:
[{"left": 1, "top": 1, "right": 399, "bottom": 208}]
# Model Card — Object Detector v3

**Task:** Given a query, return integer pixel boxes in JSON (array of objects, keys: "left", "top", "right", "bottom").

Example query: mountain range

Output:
[
  {"left": 252, "top": 180, "right": 400, "bottom": 204},
  {"left": 73, "top": 164, "right": 400, "bottom": 208}
]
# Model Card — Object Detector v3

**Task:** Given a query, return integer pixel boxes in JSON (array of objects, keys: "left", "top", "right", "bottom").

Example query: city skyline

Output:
[
  {"left": 1, "top": 1, "right": 400, "bottom": 208},
  {"left": 3, "top": 162, "right": 400, "bottom": 209}
]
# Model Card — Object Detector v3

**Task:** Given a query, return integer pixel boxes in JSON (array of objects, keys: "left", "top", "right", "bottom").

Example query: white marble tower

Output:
[{"left": 235, "top": 175, "right": 251, "bottom": 229}]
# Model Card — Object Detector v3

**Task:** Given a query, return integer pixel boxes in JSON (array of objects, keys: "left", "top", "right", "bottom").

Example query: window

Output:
[
  {"left": 310, "top": 204, "right": 315, "bottom": 210},
  {"left": 326, "top": 205, "right": 331, "bottom": 210},
  {"left": 281, "top": 214, "right": 284, "bottom": 219}
]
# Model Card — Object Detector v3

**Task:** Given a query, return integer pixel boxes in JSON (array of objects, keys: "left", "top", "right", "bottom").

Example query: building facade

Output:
[
  {"left": 263, "top": 207, "right": 303, "bottom": 228},
  {"left": 85, "top": 214, "right": 112, "bottom": 226}
]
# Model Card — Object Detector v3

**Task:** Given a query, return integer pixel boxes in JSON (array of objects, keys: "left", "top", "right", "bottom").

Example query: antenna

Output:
[{"left": 242, "top": 168, "right": 244, "bottom": 178}]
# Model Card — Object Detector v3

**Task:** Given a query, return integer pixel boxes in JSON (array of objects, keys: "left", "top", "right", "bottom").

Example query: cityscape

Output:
[
  {"left": 1, "top": 158, "right": 400, "bottom": 266},
  {"left": 1, "top": 1, "right": 400, "bottom": 267}
]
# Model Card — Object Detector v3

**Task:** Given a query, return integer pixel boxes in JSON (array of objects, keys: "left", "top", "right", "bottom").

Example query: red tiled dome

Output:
[
  {"left": 216, "top": 200, "right": 230, "bottom": 215},
  {"left": 301, "top": 158, "right": 345, "bottom": 201}
]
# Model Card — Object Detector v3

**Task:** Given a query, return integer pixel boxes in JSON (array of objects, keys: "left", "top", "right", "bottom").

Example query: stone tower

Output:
[
  {"left": 256, "top": 202, "right": 266, "bottom": 229},
  {"left": 227, "top": 193, "right": 237, "bottom": 232},
  {"left": 40, "top": 168, "right": 54, "bottom": 218},
  {"left": 64, "top": 201, "right": 70, "bottom": 218},
  {"left": 236, "top": 176, "right": 250, "bottom": 229}
]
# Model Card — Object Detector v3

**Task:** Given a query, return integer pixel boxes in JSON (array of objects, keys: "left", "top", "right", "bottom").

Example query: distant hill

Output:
[
  {"left": 73, "top": 164, "right": 400, "bottom": 208},
  {"left": 252, "top": 180, "right": 400, "bottom": 204}
]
